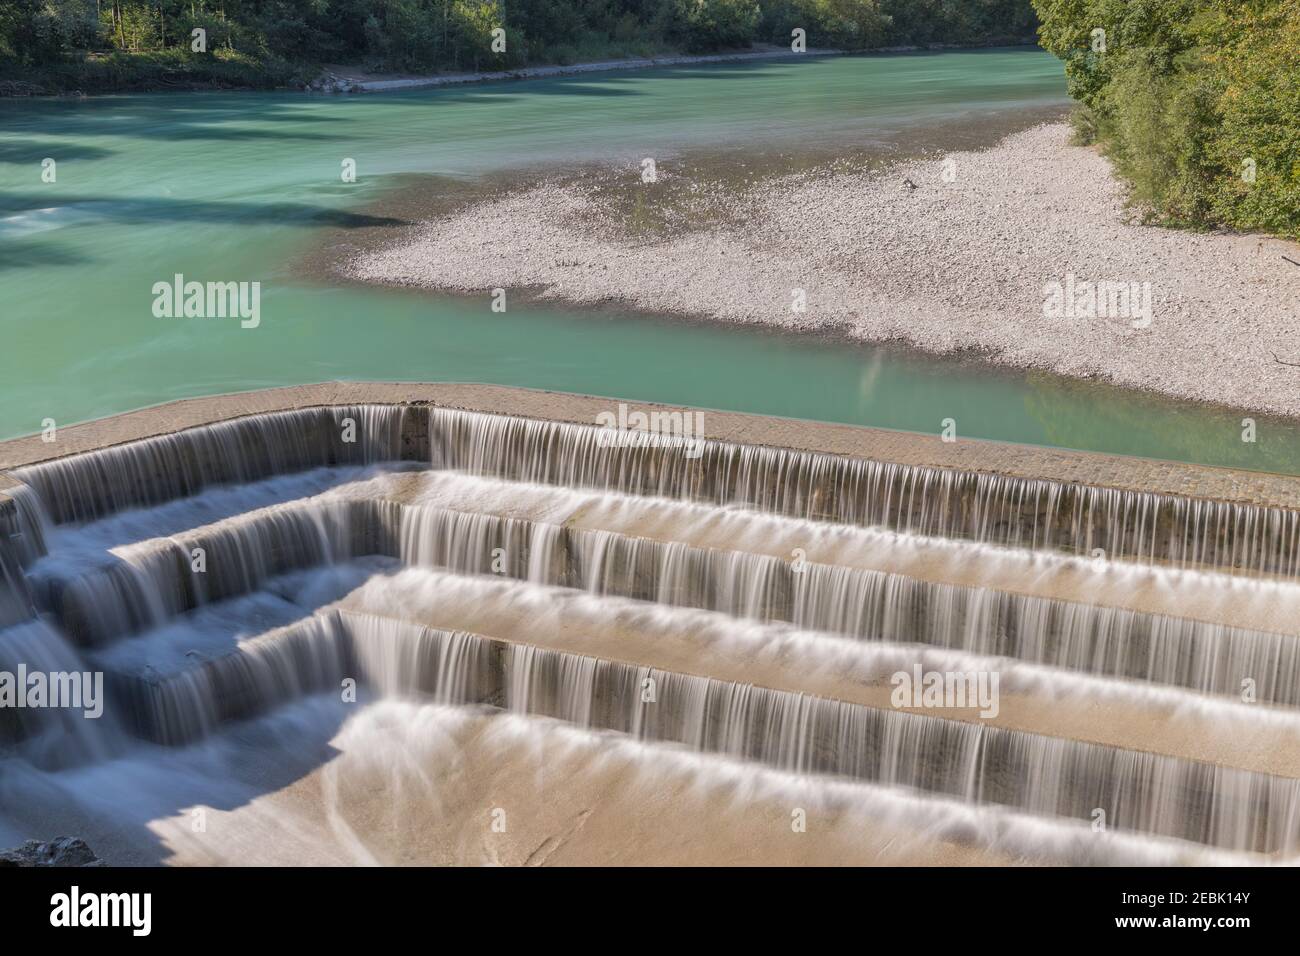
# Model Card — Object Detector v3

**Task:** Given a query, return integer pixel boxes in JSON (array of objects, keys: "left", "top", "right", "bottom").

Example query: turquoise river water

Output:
[{"left": 3, "top": 49, "right": 1298, "bottom": 472}]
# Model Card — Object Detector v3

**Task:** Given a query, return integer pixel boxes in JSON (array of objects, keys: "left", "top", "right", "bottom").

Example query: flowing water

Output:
[
  {"left": 2, "top": 405, "right": 1299, "bottom": 864},
  {"left": 5, "top": 50, "right": 1300, "bottom": 471},
  {"left": 5, "top": 46, "right": 1300, "bottom": 865}
]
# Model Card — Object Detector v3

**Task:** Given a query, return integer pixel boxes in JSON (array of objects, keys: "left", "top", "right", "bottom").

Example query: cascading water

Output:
[
  {"left": 11, "top": 404, "right": 413, "bottom": 526},
  {"left": 429, "top": 407, "right": 1300, "bottom": 576},
  {"left": 390, "top": 474, "right": 1300, "bottom": 707},
  {"left": 2, "top": 400, "right": 1299, "bottom": 865},
  {"left": 0, "top": 619, "right": 128, "bottom": 768},
  {"left": 342, "top": 614, "right": 1300, "bottom": 854}
]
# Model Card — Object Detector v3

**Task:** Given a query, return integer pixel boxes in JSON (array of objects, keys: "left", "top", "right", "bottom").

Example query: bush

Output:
[
  {"left": 672, "top": 0, "right": 761, "bottom": 51},
  {"left": 1033, "top": 0, "right": 1300, "bottom": 239},
  {"left": 809, "top": 0, "right": 890, "bottom": 49}
]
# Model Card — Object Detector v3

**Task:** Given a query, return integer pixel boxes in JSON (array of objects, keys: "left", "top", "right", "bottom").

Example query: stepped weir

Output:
[{"left": 2, "top": 383, "right": 1299, "bottom": 865}]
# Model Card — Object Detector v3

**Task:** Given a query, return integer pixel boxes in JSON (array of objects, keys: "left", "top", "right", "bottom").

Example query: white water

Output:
[
  {"left": 12, "top": 405, "right": 410, "bottom": 524},
  {"left": 1, "top": 405, "right": 1298, "bottom": 863},
  {"left": 340, "top": 611, "right": 1300, "bottom": 854},
  {"left": 388, "top": 471, "right": 1300, "bottom": 706},
  {"left": 0, "top": 694, "right": 1251, "bottom": 866},
  {"left": 429, "top": 407, "right": 1300, "bottom": 576}
]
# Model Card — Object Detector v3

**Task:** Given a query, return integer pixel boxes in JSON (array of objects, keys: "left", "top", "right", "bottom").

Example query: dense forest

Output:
[
  {"left": 1, "top": 0, "right": 1038, "bottom": 91},
  {"left": 1033, "top": 0, "right": 1299, "bottom": 239}
]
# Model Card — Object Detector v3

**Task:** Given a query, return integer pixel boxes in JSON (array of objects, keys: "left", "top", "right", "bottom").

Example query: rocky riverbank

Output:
[{"left": 349, "top": 122, "right": 1300, "bottom": 419}]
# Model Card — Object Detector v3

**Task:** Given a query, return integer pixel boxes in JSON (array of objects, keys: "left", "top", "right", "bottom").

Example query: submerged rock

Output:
[{"left": 0, "top": 837, "right": 104, "bottom": 867}]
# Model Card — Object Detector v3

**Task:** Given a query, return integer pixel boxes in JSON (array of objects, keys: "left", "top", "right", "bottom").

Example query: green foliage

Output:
[
  {"left": 758, "top": 0, "right": 1035, "bottom": 49},
  {"left": 878, "top": 0, "right": 1037, "bottom": 46},
  {"left": 1033, "top": 0, "right": 1300, "bottom": 239},
  {"left": 805, "top": 0, "right": 890, "bottom": 49},
  {"left": 673, "top": 0, "right": 761, "bottom": 51},
  {"left": 0, "top": 46, "right": 310, "bottom": 93},
  {"left": 2, "top": 0, "right": 1039, "bottom": 92}
]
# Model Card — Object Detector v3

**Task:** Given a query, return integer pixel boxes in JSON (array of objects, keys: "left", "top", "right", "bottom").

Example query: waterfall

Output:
[
  {"left": 113, "top": 611, "right": 356, "bottom": 746},
  {"left": 3, "top": 399, "right": 1300, "bottom": 864},
  {"left": 429, "top": 406, "right": 1300, "bottom": 576},
  {"left": 28, "top": 495, "right": 395, "bottom": 647},
  {"left": 2, "top": 482, "right": 49, "bottom": 569},
  {"left": 12, "top": 405, "right": 411, "bottom": 525},
  {"left": 335, "top": 611, "right": 1300, "bottom": 854},
  {"left": 393, "top": 496, "right": 1300, "bottom": 707},
  {"left": 0, "top": 519, "right": 34, "bottom": 630},
  {"left": 0, "top": 619, "right": 127, "bottom": 768},
  {"left": 93, "top": 560, "right": 392, "bottom": 745}
]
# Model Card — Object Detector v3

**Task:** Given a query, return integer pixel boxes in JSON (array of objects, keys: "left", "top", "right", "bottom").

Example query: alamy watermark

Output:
[
  {"left": 890, "top": 664, "right": 1000, "bottom": 718},
  {"left": 594, "top": 403, "right": 706, "bottom": 459},
  {"left": 1042, "top": 273, "right": 1153, "bottom": 329},
  {"left": 50, "top": 886, "right": 151, "bottom": 936},
  {"left": 0, "top": 666, "right": 103, "bottom": 719},
  {"left": 151, "top": 273, "right": 261, "bottom": 329}
]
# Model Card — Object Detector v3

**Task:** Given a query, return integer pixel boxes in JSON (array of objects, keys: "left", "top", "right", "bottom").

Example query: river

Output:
[{"left": 4, "top": 48, "right": 1298, "bottom": 471}]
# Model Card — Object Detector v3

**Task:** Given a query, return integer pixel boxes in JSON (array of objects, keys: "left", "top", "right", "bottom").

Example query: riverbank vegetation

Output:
[
  {"left": 1033, "top": 0, "right": 1300, "bottom": 239},
  {"left": 1, "top": 0, "right": 1037, "bottom": 93}
]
